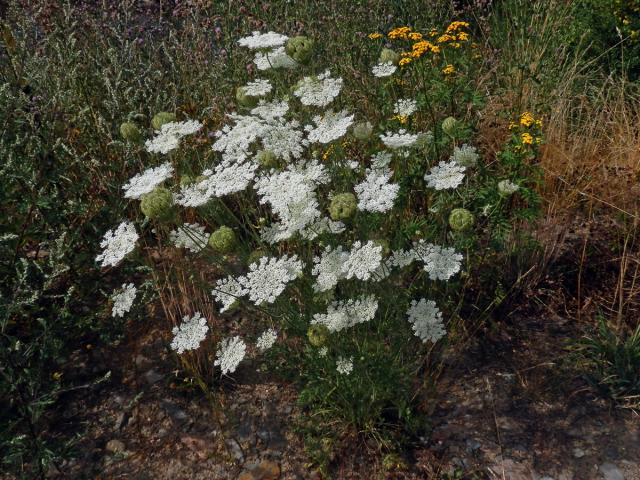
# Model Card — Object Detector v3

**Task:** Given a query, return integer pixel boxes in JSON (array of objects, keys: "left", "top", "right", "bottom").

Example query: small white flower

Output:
[
  {"left": 372, "top": 62, "right": 397, "bottom": 77},
  {"left": 424, "top": 160, "right": 466, "bottom": 190},
  {"left": 342, "top": 240, "right": 383, "bottom": 281},
  {"left": 96, "top": 221, "right": 139, "bottom": 267},
  {"left": 451, "top": 144, "right": 479, "bottom": 167},
  {"left": 170, "top": 312, "right": 209, "bottom": 354},
  {"left": 256, "top": 328, "right": 277, "bottom": 352},
  {"left": 212, "top": 275, "right": 248, "bottom": 313},
  {"left": 380, "top": 129, "right": 418, "bottom": 149},
  {"left": 122, "top": 162, "right": 174, "bottom": 199},
  {"left": 312, "top": 246, "right": 349, "bottom": 292},
  {"left": 354, "top": 167, "right": 399, "bottom": 213},
  {"left": 305, "top": 110, "right": 354, "bottom": 144},
  {"left": 214, "top": 336, "right": 247, "bottom": 375},
  {"left": 371, "top": 151, "right": 393, "bottom": 169},
  {"left": 393, "top": 98, "right": 418, "bottom": 117},
  {"left": 312, "top": 295, "right": 378, "bottom": 332},
  {"left": 498, "top": 179, "right": 520, "bottom": 195},
  {"left": 111, "top": 283, "right": 137, "bottom": 317},
  {"left": 239, "top": 255, "right": 304, "bottom": 305},
  {"left": 242, "top": 79, "right": 273, "bottom": 97},
  {"left": 238, "top": 31, "right": 288, "bottom": 50},
  {"left": 293, "top": 70, "right": 343, "bottom": 107},
  {"left": 413, "top": 241, "right": 463, "bottom": 281},
  {"left": 253, "top": 46, "right": 297, "bottom": 70},
  {"left": 318, "top": 346, "right": 328, "bottom": 357},
  {"left": 406, "top": 299, "right": 446, "bottom": 343},
  {"left": 169, "top": 223, "right": 209, "bottom": 253},
  {"left": 336, "top": 356, "right": 354, "bottom": 375},
  {"left": 145, "top": 120, "right": 202, "bottom": 154}
]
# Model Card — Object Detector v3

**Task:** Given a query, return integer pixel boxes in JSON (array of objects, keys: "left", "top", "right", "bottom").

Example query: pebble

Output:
[
  {"left": 573, "top": 448, "right": 585, "bottom": 458},
  {"left": 599, "top": 463, "right": 624, "bottom": 480},
  {"left": 105, "top": 439, "right": 125, "bottom": 453}
]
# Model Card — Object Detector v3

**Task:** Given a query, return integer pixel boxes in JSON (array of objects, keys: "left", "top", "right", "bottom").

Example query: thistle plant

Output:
[{"left": 96, "top": 23, "right": 542, "bottom": 440}]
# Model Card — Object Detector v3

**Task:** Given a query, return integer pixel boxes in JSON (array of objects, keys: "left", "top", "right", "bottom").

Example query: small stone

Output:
[
  {"left": 238, "top": 460, "right": 281, "bottom": 480},
  {"left": 600, "top": 463, "right": 624, "bottom": 480},
  {"left": 573, "top": 448, "right": 585, "bottom": 458},
  {"left": 105, "top": 439, "right": 125, "bottom": 453},
  {"left": 144, "top": 369, "right": 164, "bottom": 384}
]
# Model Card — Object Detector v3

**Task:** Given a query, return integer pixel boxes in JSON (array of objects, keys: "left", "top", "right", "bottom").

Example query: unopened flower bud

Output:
[
  {"left": 307, "top": 324, "right": 329, "bottom": 347},
  {"left": 208, "top": 226, "right": 236, "bottom": 253},
  {"left": 442, "top": 116, "right": 457, "bottom": 136},
  {"left": 352, "top": 121, "right": 373, "bottom": 140},
  {"left": 256, "top": 150, "right": 278, "bottom": 168},
  {"left": 140, "top": 187, "right": 175, "bottom": 222},
  {"left": 379, "top": 48, "right": 400, "bottom": 65},
  {"left": 235, "top": 86, "right": 259, "bottom": 108},
  {"left": 448, "top": 208, "right": 474, "bottom": 231},
  {"left": 328, "top": 193, "right": 357, "bottom": 221},
  {"left": 285, "top": 36, "right": 315, "bottom": 64},
  {"left": 151, "top": 111, "right": 177, "bottom": 131},
  {"left": 120, "top": 122, "right": 142, "bottom": 143}
]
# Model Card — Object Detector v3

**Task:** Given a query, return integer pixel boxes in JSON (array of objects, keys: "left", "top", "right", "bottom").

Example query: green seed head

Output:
[
  {"left": 379, "top": 48, "right": 400, "bottom": 65},
  {"left": 352, "top": 121, "right": 374, "bottom": 140},
  {"left": 151, "top": 111, "right": 177, "bottom": 131},
  {"left": 208, "top": 226, "right": 236, "bottom": 253},
  {"left": 179, "top": 175, "right": 194, "bottom": 187},
  {"left": 415, "top": 131, "right": 434, "bottom": 147},
  {"left": 235, "top": 86, "right": 259, "bottom": 108},
  {"left": 307, "top": 324, "right": 329, "bottom": 347},
  {"left": 119, "top": 122, "right": 142, "bottom": 143},
  {"left": 448, "top": 208, "right": 475, "bottom": 231},
  {"left": 256, "top": 150, "right": 278, "bottom": 168},
  {"left": 442, "top": 116, "right": 457, "bottom": 136},
  {"left": 285, "top": 36, "right": 315, "bottom": 64},
  {"left": 140, "top": 187, "right": 175, "bottom": 222},
  {"left": 328, "top": 193, "right": 358, "bottom": 221}
]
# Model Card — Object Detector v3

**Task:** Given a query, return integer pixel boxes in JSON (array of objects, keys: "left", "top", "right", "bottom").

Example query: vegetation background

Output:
[{"left": 1, "top": 0, "right": 638, "bottom": 478}]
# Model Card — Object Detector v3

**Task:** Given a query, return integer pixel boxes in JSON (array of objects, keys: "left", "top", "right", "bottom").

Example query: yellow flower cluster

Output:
[
  {"left": 368, "top": 32, "right": 383, "bottom": 40},
  {"left": 442, "top": 64, "right": 455, "bottom": 75},
  {"left": 388, "top": 26, "right": 412, "bottom": 40},
  {"left": 509, "top": 111, "right": 544, "bottom": 148},
  {"left": 392, "top": 114, "right": 408, "bottom": 124}
]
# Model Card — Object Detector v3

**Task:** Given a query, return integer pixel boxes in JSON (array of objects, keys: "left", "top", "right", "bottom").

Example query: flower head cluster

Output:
[
  {"left": 305, "top": 110, "right": 354, "bottom": 144},
  {"left": 451, "top": 144, "right": 479, "bottom": 167},
  {"left": 96, "top": 221, "right": 139, "bottom": 267},
  {"left": 236, "top": 255, "right": 303, "bottom": 306},
  {"left": 293, "top": 70, "right": 343, "bottom": 107},
  {"left": 312, "top": 295, "right": 379, "bottom": 332},
  {"left": 253, "top": 46, "right": 297, "bottom": 70},
  {"left": 145, "top": 120, "right": 202, "bottom": 154},
  {"left": 214, "top": 336, "right": 247, "bottom": 375},
  {"left": 170, "top": 223, "right": 209, "bottom": 253},
  {"left": 393, "top": 98, "right": 418, "bottom": 117},
  {"left": 238, "top": 31, "right": 288, "bottom": 49},
  {"left": 380, "top": 129, "right": 419, "bottom": 149},
  {"left": 256, "top": 328, "right": 277, "bottom": 352},
  {"left": 354, "top": 166, "right": 399, "bottom": 213},
  {"left": 212, "top": 275, "right": 247, "bottom": 313},
  {"left": 406, "top": 299, "right": 445, "bottom": 343},
  {"left": 242, "top": 79, "right": 273, "bottom": 97},
  {"left": 372, "top": 62, "right": 397, "bottom": 77},
  {"left": 414, "top": 241, "right": 463, "bottom": 280},
  {"left": 342, "top": 241, "right": 383, "bottom": 280},
  {"left": 424, "top": 160, "right": 466, "bottom": 190},
  {"left": 123, "top": 162, "right": 174, "bottom": 199},
  {"left": 336, "top": 356, "right": 354, "bottom": 375},
  {"left": 170, "top": 312, "right": 209, "bottom": 354},
  {"left": 312, "top": 246, "right": 349, "bottom": 292},
  {"left": 111, "top": 283, "right": 137, "bottom": 317}
]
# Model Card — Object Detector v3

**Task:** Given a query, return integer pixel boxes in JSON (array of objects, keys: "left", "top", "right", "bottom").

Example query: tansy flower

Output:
[
  {"left": 442, "top": 64, "right": 455, "bottom": 75},
  {"left": 437, "top": 34, "right": 454, "bottom": 43},
  {"left": 368, "top": 32, "right": 383, "bottom": 39},
  {"left": 388, "top": 26, "right": 412, "bottom": 40},
  {"left": 521, "top": 132, "right": 533, "bottom": 145},
  {"left": 429, "top": 28, "right": 439, "bottom": 37},
  {"left": 457, "top": 31, "right": 470, "bottom": 41},
  {"left": 446, "top": 21, "right": 470, "bottom": 33},
  {"left": 408, "top": 32, "right": 423, "bottom": 40},
  {"left": 399, "top": 57, "right": 413, "bottom": 66},
  {"left": 520, "top": 112, "right": 535, "bottom": 127}
]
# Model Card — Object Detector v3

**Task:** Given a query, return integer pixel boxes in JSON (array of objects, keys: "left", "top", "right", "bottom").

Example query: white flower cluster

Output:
[
  {"left": 305, "top": 110, "right": 354, "bottom": 144},
  {"left": 312, "top": 295, "right": 378, "bottom": 332},
  {"left": 406, "top": 299, "right": 446, "bottom": 343},
  {"left": 424, "top": 160, "right": 466, "bottom": 190},
  {"left": 122, "top": 162, "right": 174, "bottom": 199},
  {"left": 238, "top": 31, "right": 288, "bottom": 50},
  {"left": 256, "top": 328, "right": 277, "bottom": 352},
  {"left": 170, "top": 223, "right": 209, "bottom": 253},
  {"left": 111, "top": 283, "right": 137, "bottom": 318},
  {"left": 96, "top": 221, "right": 139, "bottom": 267},
  {"left": 342, "top": 241, "right": 383, "bottom": 280},
  {"left": 451, "top": 144, "right": 479, "bottom": 167},
  {"left": 243, "top": 79, "right": 273, "bottom": 97},
  {"left": 293, "top": 70, "right": 343, "bottom": 107},
  {"left": 372, "top": 62, "right": 397, "bottom": 77},
  {"left": 354, "top": 166, "right": 399, "bottom": 213},
  {"left": 380, "top": 129, "right": 419, "bottom": 149},
  {"left": 394, "top": 98, "right": 418, "bottom": 117},
  {"left": 145, "top": 120, "right": 202, "bottom": 154},
  {"left": 170, "top": 312, "right": 209, "bottom": 354},
  {"left": 214, "top": 336, "right": 247, "bottom": 375},
  {"left": 336, "top": 356, "right": 354, "bottom": 375},
  {"left": 212, "top": 275, "right": 247, "bottom": 313},
  {"left": 413, "top": 241, "right": 463, "bottom": 280},
  {"left": 253, "top": 46, "right": 297, "bottom": 70}
]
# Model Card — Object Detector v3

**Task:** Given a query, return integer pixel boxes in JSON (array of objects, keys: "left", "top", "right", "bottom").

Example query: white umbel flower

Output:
[
  {"left": 336, "top": 356, "right": 354, "bottom": 375},
  {"left": 212, "top": 275, "right": 248, "bottom": 313},
  {"left": 242, "top": 79, "right": 273, "bottom": 97},
  {"left": 260, "top": 119, "right": 308, "bottom": 161},
  {"left": 305, "top": 110, "right": 354, "bottom": 144},
  {"left": 354, "top": 167, "right": 399, "bottom": 213},
  {"left": 343, "top": 240, "right": 383, "bottom": 281},
  {"left": 371, "top": 151, "right": 393, "bottom": 169},
  {"left": 312, "top": 246, "right": 349, "bottom": 292},
  {"left": 256, "top": 328, "right": 277, "bottom": 352},
  {"left": 424, "top": 160, "right": 466, "bottom": 190},
  {"left": 380, "top": 129, "right": 418, "bottom": 149},
  {"left": 299, "top": 217, "right": 346, "bottom": 240},
  {"left": 251, "top": 100, "right": 289, "bottom": 120},
  {"left": 111, "top": 283, "right": 137, "bottom": 318},
  {"left": 169, "top": 223, "right": 209, "bottom": 253},
  {"left": 372, "top": 62, "right": 397, "bottom": 77},
  {"left": 253, "top": 46, "right": 297, "bottom": 70},
  {"left": 238, "top": 31, "right": 288, "bottom": 50},
  {"left": 413, "top": 241, "right": 463, "bottom": 281},
  {"left": 239, "top": 255, "right": 303, "bottom": 305},
  {"left": 498, "top": 179, "right": 520, "bottom": 195},
  {"left": 293, "top": 70, "right": 343, "bottom": 107},
  {"left": 214, "top": 336, "right": 247, "bottom": 375},
  {"left": 145, "top": 120, "right": 202, "bottom": 154},
  {"left": 312, "top": 295, "right": 378, "bottom": 332},
  {"left": 170, "top": 312, "right": 209, "bottom": 354},
  {"left": 451, "top": 144, "right": 479, "bottom": 167},
  {"left": 122, "top": 162, "right": 174, "bottom": 199},
  {"left": 406, "top": 299, "right": 446, "bottom": 343},
  {"left": 96, "top": 221, "right": 139, "bottom": 267},
  {"left": 393, "top": 98, "right": 418, "bottom": 117}
]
